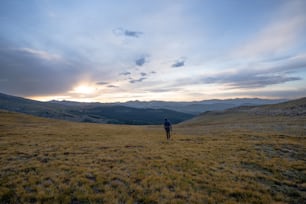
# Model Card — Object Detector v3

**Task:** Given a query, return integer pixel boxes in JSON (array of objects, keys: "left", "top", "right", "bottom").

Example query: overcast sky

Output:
[{"left": 1, "top": 0, "right": 306, "bottom": 102}]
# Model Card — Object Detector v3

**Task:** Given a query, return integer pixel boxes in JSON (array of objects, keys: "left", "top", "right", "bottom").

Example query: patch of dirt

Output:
[
  {"left": 255, "top": 144, "right": 305, "bottom": 161},
  {"left": 255, "top": 176, "right": 305, "bottom": 203},
  {"left": 240, "top": 161, "right": 273, "bottom": 176}
]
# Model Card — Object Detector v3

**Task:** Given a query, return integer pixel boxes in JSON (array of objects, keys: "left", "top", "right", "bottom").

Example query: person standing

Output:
[{"left": 164, "top": 118, "right": 172, "bottom": 140}]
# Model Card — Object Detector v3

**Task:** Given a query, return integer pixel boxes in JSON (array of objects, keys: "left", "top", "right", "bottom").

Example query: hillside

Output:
[
  {"left": 0, "top": 107, "right": 305, "bottom": 203},
  {"left": 245, "top": 97, "right": 306, "bottom": 116},
  {"left": 180, "top": 97, "right": 306, "bottom": 127},
  {"left": 0, "top": 92, "right": 193, "bottom": 125},
  {"left": 80, "top": 106, "right": 192, "bottom": 124}
]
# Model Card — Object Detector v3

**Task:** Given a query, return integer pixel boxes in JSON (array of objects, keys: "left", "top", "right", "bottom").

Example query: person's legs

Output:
[
  {"left": 167, "top": 129, "right": 171, "bottom": 140},
  {"left": 165, "top": 128, "right": 170, "bottom": 140}
]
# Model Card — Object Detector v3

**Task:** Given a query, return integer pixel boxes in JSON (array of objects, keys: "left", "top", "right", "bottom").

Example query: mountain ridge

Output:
[
  {"left": 0, "top": 92, "right": 192, "bottom": 125},
  {"left": 49, "top": 97, "right": 287, "bottom": 114},
  {"left": 0, "top": 92, "right": 299, "bottom": 125}
]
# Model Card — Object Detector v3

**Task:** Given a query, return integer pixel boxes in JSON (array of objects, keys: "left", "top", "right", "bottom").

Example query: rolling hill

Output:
[
  {"left": 179, "top": 97, "right": 306, "bottom": 129},
  {"left": 0, "top": 98, "right": 305, "bottom": 203}
]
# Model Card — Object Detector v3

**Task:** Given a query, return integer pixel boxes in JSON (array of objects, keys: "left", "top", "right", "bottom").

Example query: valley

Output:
[{"left": 0, "top": 92, "right": 287, "bottom": 125}]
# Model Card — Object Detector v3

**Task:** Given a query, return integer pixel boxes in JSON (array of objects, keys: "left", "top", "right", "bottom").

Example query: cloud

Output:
[
  {"left": 135, "top": 57, "right": 146, "bottom": 66},
  {"left": 203, "top": 74, "right": 301, "bottom": 89},
  {"left": 271, "top": 54, "right": 306, "bottom": 73},
  {"left": 107, "top": 85, "right": 118, "bottom": 88},
  {"left": 200, "top": 54, "right": 306, "bottom": 89},
  {"left": 120, "top": 71, "right": 131, "bottom": 76},
  {"left": 165, "top": 53, "right": 306, "bottom": 90},
  {"left": 124, "top": 30, "right": 143, "bottom": 38},
  {"left": 226, "top": 88, "right": 306, "bottom": 99},
  {"left": 148, "top": 87, "right": 182, "bottom": 93},
  {"left": 113, "top": 27, "right": 143, "bottom": 38},
  {"left": 140, "top": 72, "right": 147, "bottom": 76},
  {"left": 232, "top": 2, "right": 306, "bottom": 58},
  {"left": 0, "top": 41, "right": 85, "bottom": 96},
  {"left": 129, "top": 77, "right": 147, "bottom": 84},
  {"left": 16, "top": 48, "right": 62, "bottom": 61},
  {"left": 172, "top": 58, "right": 185, "bottom": 68},
  {"left": 96, "top": 81, "right": 108, "bottom": 85}
]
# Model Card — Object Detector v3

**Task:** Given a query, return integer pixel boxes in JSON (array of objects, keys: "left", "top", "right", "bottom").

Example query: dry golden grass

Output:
[{"left": 0, "top": 110, "right": 305, "bottom": 203}]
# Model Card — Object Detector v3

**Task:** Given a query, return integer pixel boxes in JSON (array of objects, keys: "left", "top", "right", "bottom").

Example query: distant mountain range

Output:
[
  {"left": 0, "top": 92, "right": 192, "bottom": 125},
  {"left": 51, "top": 98, "right": 287, "bottom": 114},
  {"left": 0, "top": 92, "right": 289, "bottom": 125},
  {"left": 120, "top": 98, "right": 288, "bottom": 114}
]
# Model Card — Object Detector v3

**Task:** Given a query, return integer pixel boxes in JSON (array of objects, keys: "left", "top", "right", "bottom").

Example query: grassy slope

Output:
[{"left": 0, "top": 110, "right": 305, "bottom": 203}]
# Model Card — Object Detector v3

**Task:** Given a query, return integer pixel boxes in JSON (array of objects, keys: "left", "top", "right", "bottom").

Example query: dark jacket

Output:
[{"left": 164, "top": 120, "right": 171, "bottom": 131}]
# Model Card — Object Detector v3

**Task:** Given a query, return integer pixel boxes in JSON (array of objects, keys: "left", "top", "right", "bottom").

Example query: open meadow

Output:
[{"left": 0, "top": 110, "right": 305, "bottom": 203}]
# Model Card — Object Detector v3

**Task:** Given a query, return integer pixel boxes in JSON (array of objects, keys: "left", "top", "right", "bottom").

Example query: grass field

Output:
[{"left": 0, "top": 110, "right": 305, "bottom": 203}]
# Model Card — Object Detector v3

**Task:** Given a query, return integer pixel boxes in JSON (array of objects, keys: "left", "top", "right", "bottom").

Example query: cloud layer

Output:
[
  {"left": 0, "top": 0, "right": 305, "bottom": 101},
  {"left": 0, "top": 41, "right": 85, "bottom": 96}
]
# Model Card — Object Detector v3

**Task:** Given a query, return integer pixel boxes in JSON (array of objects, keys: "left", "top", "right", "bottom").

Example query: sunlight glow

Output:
[{"left": 71, "top": 85, "right": 96, "bottom": 95}]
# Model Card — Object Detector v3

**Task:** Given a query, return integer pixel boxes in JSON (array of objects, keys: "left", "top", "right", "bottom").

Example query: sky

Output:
[{"left": 0, "top": 0, "right": 306, "bottom": 102}]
